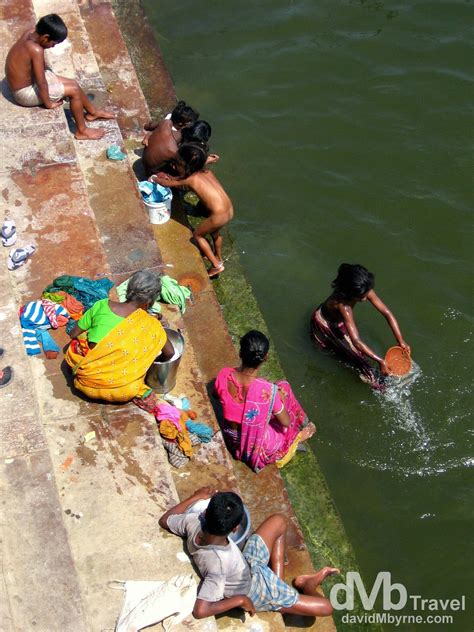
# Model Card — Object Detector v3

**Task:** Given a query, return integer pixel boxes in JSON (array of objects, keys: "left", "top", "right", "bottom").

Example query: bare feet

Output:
[
  {"left": 208, "top": 262, "right": 225, "bottom": 278},
  {"left": 299, "top": 422, "right": 316, "bottom": 442},
  {"left": 74, "top": 127, "right": 105, "bottom": 140},
  {"left": 85, "top": 110, "right": 115, "bottom": 121},
  {"left": 293, "top": 567, "right": 340, "bottom": 593}
]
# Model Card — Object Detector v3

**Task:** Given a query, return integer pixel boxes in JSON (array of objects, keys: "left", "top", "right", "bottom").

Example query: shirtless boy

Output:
[
  {"left": 142, "top": 100, "right": 198, "bottom": 176},
  {"left": 5, "top": 14, "right": 114, "bottom": 140},
  {"left": 153, "top": 143, "right": 234, "bottom": 277}
]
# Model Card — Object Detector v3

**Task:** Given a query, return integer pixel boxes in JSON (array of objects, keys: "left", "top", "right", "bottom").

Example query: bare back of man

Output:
[{"left": 142, "top": 120, "right": 182, "bottom": 176}]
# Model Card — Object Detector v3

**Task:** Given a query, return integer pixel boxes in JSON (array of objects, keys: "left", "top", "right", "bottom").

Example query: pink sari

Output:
[{"left": 215, "top": 368, "right": 308, "bottom": 472}]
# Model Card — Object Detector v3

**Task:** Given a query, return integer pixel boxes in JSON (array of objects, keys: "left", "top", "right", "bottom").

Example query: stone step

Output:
[
  {"left": 31, "top": 0, "right": 162, "bottom": 277},
  {"left": 0, "top": 0, "right": 337, "bottom": 629},
  {"left": 0, "top": 1, "right": 104, "bottom": 628},
  {"left": 0, "top": 2, "right": 216, "bottom": 631},
  {"left": 125, "top": 143, "right": 336, "bottom": 630}
]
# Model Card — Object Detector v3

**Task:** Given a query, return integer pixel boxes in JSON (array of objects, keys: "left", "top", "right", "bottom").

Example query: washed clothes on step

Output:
[
  {"left": 160, "top": 276, "right": 191, "bottom": 313},
  {"left": 20, "top": 300, "right": 69, "bottom": 356},
  {"left": 113, "top": 574, "right": 197, "bottom": 632},
  {"left": 42, "top": 290, "right": 85, "bottom": 320},
  {"left": 43, "top": 275, "right": 113, "bottom": 311}
]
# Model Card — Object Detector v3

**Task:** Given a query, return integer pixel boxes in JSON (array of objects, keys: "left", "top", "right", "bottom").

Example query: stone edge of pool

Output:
[{"left": 111, "top": 1, "right": 381, "bottom": 630}]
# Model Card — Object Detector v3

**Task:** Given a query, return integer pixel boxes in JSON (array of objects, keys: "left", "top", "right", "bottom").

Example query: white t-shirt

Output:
[{"left": 166, "top": 513, "right": 251, "bottom": 602}]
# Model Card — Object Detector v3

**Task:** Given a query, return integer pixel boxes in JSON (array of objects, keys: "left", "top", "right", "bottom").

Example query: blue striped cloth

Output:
[{"left": 20, "top": 301, "right": 69, "bottom": 356}]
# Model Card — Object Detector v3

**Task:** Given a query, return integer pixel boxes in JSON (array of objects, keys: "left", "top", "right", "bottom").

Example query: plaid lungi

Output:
[{"left": 243, "top": 534, "right": 298, "bottom": 611}]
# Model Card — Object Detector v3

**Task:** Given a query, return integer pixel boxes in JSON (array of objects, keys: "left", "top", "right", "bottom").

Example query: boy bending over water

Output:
[
  {"left": 159, "top": 487, "right": 339, "bottom": 619},
  {"left": 142, "top": 100, "right": 199, "bottom": 176},
  {"left": 153, "top": 144, "right": 233, "bottom": 277},
  {"left": 5, "top": 14, "right": 114, "bottom": 140}
]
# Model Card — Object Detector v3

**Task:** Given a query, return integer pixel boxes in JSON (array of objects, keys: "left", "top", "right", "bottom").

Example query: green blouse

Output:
[{"left": 77, "top": 299, "right": 124, "bottom": 344}]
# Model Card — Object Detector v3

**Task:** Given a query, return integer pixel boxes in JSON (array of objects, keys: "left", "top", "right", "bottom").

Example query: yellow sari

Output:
[{"left": 65, "top": 308, "right": 166, "bottom": 402}]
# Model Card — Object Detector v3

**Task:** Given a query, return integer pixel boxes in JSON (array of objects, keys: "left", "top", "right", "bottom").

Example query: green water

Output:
[{"left": 143, "top": 1, "right": 473, "bottom": 629}]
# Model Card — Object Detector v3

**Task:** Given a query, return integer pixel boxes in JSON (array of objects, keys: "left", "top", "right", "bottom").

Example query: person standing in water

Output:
[{"left": 311, "top": 264, "right": 410, "bottom": 388}]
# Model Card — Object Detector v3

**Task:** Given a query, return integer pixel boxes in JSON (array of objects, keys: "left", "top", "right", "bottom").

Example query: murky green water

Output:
[{"left": 143, "top": 1, "right": 473, "bottom": 629}]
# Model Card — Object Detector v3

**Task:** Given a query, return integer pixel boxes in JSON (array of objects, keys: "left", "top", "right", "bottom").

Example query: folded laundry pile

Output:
[
  {"left": 134, "top": 395, "right": 214, "bottom": 468},
  {"left": 43, "top": 275, "right": 114, "bottom": 311},
  {"left": 42, "top": 291, "right": 85, "bottom": 320}
]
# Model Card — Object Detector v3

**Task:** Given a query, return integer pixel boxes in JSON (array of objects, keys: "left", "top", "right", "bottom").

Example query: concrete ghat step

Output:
[
  {"left": 0, "top": 0, "right": 109, "bottom": 626},
  {"left": 78, "top": 0, "right": 153, "bottom": 140},
  {"left": 32, "top": 0, "right": 162, "bottom": 277},
  {"left": 0, "top": 3, "right": 216, "bottom": 632},
  {"left": 126, "top": 150, "right": 336, "bottom": 629}
]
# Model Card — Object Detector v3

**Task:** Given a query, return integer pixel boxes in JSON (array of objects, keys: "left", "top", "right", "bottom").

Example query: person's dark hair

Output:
[
  {"left": 331, "top": 263, "right": 375, "bottom": 299},
  {"left": 171, "top": 100, "right": 199, "bottom": 128},
  {"left": 177, "top": 142, "right": 207, "bottom": 177},
  {"left": 126, "top": 269, "right": 162, "bottom": 306},
  {"left": 239, "top": 330, "right": 270, "bottom": 368},
  {"left": 204, "top": 492, "right": 244, "bottom": 536},
  {"left": 181, "top": 120, "right": 212, "bottom": 147},
  {"left": 36, "top": 14, "right": 68, "bottom": 43}
]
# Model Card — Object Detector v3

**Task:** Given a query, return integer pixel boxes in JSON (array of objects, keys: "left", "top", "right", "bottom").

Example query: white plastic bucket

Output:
[{"left": 144, "top": 196, "right": 172, "bottom": 225}]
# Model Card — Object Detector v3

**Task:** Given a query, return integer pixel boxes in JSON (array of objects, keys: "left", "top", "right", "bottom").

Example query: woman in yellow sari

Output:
[{"left": 66, "top": 270, "right": 172, "bottom": 403}]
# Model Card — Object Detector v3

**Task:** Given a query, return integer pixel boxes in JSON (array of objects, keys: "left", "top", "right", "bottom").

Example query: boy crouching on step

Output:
[{"left": 159, "top": 486, "right": 339, "bottom": 619}]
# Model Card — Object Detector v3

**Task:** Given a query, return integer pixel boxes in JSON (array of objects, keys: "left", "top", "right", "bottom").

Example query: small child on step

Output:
[{"left": 152, "top": 143, "right": 233, "bottom": 277}]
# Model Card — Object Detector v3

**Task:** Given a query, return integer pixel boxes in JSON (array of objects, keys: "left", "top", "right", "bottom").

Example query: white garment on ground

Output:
[{"left": 114, "top": 574, "right": 197, "bottom": 632}]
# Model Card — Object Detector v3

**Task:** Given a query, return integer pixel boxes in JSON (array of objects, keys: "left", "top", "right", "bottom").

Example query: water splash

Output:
[{"left": 375, "top": 362, "right": 425, "bottom": 440}]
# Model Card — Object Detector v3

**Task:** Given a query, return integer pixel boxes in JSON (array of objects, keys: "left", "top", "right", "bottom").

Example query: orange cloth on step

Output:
[
  {"left": 159, "top": 413, "right": 193, "bottom": 458},
  {"left": 59, "top": 291, "right": 85, "bottom": 320}
]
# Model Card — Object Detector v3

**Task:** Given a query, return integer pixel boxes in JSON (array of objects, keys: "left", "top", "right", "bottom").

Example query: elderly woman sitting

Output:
[
  {"left": 66, "top": 269, "right": 172, "bottom": 403},
  {"left": 214, "top": 330, "right": 316, "bottom": 472}
]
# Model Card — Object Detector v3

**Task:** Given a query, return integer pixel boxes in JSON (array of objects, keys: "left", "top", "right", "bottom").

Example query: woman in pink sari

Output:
[{"left": 214, "top": 330, "right": 316, "bottom": 472}]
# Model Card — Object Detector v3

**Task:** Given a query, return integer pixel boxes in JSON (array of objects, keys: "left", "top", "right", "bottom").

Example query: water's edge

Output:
[{"left": 111, "top": 1, "right": 379, "bottom": 629}]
